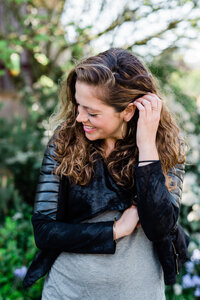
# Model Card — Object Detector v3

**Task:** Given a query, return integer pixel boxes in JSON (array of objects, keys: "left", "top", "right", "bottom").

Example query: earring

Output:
[{"left": 121, "top": 121, "right": 125, "bottom": 139}]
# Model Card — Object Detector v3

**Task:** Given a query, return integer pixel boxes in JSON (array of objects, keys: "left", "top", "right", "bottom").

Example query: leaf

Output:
[
  {"left": 0, "top": 70, "right": 6, "bottom": 76},
  {"left": 0, "top": 41, "right": 7, "bottom": 50},
  {"left": 34, "top": 34, "right": 51, "bottom": 42}
]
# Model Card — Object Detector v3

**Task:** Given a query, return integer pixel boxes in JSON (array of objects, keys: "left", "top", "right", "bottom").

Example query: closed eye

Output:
[{"left": 88, "top": 113, "right": 98, "bottom": 117}]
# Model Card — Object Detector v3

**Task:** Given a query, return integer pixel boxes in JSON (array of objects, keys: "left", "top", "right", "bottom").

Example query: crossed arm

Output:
[{"left": 32, "top": 134, "right": 184, "bottom": 253}]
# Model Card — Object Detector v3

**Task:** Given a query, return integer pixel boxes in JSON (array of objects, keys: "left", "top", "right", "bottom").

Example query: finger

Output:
[
  {"left": 143, "top": 95, "right": 158, "bottom": 110},
  {"left": 146, "top": 92, "right": 161, "bottom": 100},
  {"left": 133, "top": 101, "right": 146, "bottom": 114},
  {"left": 140, "top": 93, "right": 160, "bottom": 103},
  {"left": 130, "top": 204, "right": 137, "bottom": 210},
  {"left": 135, "top": 99, "right": 152, "bottom": 119},
  {"left": 148, "top": 93, "right": 162, "bottom": 112},
  {"left": 140, "top": 99, "right": 152, "bottom": 114},
  {"left": 135, "top": 97, "right": 156, "bottom": 112},
  {"left": 138, "top": 94, "right": 159, "bottom": 110}
]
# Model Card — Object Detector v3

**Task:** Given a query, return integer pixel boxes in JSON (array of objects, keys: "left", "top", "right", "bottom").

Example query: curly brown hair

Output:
[{"left": 49, "top": 48, "right": 186, "bottom": 189}]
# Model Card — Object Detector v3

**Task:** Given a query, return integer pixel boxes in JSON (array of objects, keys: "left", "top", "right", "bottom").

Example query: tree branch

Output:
[{"left": 126, "top": 19, "right": 183, "bottom": 49}]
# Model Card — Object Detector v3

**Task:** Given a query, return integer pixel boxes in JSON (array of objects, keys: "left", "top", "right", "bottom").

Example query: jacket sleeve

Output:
[
  {"left": 32, "top": 131, "right": 116, "bottom": 254},
  {"left": 134, "top": 161, "right": 185, "bottom": 241}
]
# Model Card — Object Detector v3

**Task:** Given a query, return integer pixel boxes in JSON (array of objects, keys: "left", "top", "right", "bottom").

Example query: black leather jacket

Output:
[{"left": 23, "top": 135, "right": 185, "bottom": 288}]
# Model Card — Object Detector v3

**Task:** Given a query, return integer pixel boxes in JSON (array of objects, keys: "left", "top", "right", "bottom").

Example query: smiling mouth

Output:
[
  {"left": 83, "top": 125, "right": 97, "bottom": 132},
  {"left": 84, "top": 125, "right": 94, "bottom": 128}
]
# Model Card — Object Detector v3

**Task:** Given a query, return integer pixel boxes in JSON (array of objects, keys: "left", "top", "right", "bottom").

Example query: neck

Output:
[{"left": 102, "top": 139, "right": 115, "bottom": 158}]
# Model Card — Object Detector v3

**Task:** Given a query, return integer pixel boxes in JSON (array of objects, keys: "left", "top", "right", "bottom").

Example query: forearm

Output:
[
  {"left": 134, "top": 161, "right": 179, "bottom": 241},
  {"left": 32, "top": 213, "right": 116, "bottom": 254}
]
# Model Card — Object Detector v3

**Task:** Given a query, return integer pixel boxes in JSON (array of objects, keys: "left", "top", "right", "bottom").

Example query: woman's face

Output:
[{"left": 75, "top": 81, "right": 125, "bottom": 146}]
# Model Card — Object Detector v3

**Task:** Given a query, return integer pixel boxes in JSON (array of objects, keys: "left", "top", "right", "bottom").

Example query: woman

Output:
[{"left": 23, "top": 48, "right": 186, "bottom": 299}]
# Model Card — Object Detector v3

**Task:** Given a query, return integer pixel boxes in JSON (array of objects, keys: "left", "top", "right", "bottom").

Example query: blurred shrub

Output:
[
  {"left": 0, "top": 83, "right": 58, "bottom": 220},
  {"left": 0, "top": 203, "right": 43, "bottom": 299}
]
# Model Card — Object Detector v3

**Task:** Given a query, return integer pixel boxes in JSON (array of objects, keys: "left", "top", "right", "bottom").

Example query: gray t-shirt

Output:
[{"left": 42, "top": 210, "right": 165, "bottom": 300}]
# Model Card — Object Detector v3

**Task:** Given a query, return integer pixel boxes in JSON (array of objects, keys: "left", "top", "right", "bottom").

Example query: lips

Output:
[{"left": 83, "top": 125, "right": 97, "bottom": 133}]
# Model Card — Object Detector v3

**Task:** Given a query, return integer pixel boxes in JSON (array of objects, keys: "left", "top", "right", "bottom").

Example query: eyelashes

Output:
[
  {"left": 76, "top": 105, "right": 98, "bottom": 118},
  {"left": 88, "top": 113, "right": 98, "bottom": 117}
]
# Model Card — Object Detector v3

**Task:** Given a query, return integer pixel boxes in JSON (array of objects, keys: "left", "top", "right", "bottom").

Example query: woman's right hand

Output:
[{"left": 114, "top": 205, "right": 139, "bottom": 240}]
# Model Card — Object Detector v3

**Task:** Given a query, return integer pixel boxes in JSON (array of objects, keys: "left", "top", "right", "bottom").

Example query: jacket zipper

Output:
[{"left": 172, "top": 241, "right": 179, "bottom": 274}]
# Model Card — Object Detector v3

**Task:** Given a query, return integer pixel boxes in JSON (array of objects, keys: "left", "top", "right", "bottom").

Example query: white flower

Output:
[
  {"left": 12, "top": 212, "right": 23, "bottom": 221},
  {"left": 184, "top": 121, "right": 195, "bottom": 132},
  {"left": 187, "top": 211, "right": 200, "bottom": 222},
  {"left": 182, "top": 191, "right": 198, "bottom": 206},
  {"left": 183, "top": 173, "right": 197, "bottom": 192},
  {"left": 188, "top": 134, "right": 199, "bottom": 148},
  {"left": 187, "top": 149, "right": 200, "bottom": 164},
  {"left": 173, "top": 283, "right": 182, "bottom": 295},
  {"left": 191, "top": 249, "right": 200, "bottom": 263}
]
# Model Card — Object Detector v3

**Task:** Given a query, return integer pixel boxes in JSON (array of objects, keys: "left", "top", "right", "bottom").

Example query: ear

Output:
[{"left": 123, "top": 103, "right": 136, "bottom": 122}]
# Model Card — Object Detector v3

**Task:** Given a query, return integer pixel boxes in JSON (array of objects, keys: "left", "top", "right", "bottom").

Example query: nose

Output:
[{"left": 76, "top": 110, "right": 88, "bottom": 123}]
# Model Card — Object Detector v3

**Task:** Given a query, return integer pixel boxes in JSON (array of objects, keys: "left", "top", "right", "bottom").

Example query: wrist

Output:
[
  {"left": 113, "top": 218, "right": 117, "bottom": 242},
  {"left": 113, "top": 220, "right": 124, "bottom": 241},
  {"left": 138, "top": 144, "right": 159, "bottom": 161},
  {"left": 138, "top": 142, "right": 157, "bottom": 151}
]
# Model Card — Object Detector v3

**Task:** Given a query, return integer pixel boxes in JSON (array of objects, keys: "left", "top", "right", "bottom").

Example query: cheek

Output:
[
  {"left": 89, "top": 116, "right": 104, "bottom": 127},
  {"left": 90, "top": 114, "right": 118, "bottom": 130}
]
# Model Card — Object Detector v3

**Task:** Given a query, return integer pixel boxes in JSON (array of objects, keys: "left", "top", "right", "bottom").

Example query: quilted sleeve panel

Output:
[
  {"left": 134, "top": 161, "right": 180, "bottom": 241},
  {"left": 167, "top": 163, "right": 185, "bottom": 208},
  {"left": 33, "top": 132, "right": 60, "bottom": 220}
]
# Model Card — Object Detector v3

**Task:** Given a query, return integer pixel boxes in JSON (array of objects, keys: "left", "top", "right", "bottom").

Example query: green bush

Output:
[
  {"left": 0, "top": 204, "right": 43, "bottom": 300},
  {"left": 0, "top": 84, "right": 58, "bottom": 219}
]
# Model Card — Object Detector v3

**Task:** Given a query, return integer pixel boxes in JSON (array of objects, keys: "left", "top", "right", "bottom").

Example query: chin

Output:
[
  {"left": 85, "top": 134, "right": 98, "bottom": 141},
  {"left": 85, "top": 132, "right": 103, "bottom": 141}
]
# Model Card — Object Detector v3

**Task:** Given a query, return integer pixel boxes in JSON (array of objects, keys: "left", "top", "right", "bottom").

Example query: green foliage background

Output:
[{"left": 0, "top": 0, "right": 200, "bottom": 299}]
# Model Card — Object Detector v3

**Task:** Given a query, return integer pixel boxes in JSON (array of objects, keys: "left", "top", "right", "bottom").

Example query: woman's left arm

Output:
[
  {"left": 133, "top": 93, "right": 185, "bottom": 241},
  {"left": 134, "top": 161, "right": 184, "bottom": 241}
]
